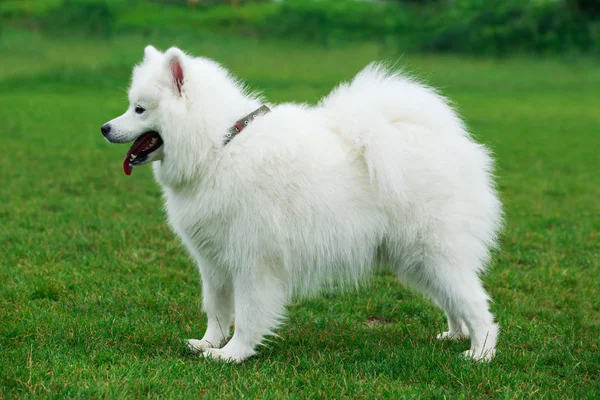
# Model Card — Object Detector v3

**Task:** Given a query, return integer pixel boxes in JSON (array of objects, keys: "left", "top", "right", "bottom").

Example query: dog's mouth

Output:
[{"left": 123, "top": 131, "right": 163, "bottom": 175}]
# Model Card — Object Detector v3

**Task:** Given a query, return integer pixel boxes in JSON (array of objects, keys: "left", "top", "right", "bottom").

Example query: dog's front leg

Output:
[
  {"left": 187, "top": 264, "right": 233, "bottom": 353},
  {"left": 203, "top": 268, "right": 288, "bottom": 363}
]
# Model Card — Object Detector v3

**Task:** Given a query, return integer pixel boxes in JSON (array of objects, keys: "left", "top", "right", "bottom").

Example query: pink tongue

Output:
[{"left": 123, "top": 157, "right": 133, "bottom": 176}]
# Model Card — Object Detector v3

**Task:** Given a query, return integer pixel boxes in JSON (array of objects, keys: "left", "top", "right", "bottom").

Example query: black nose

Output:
[{"left": 101, "top": 124, "right": 111, "bottom": 136}]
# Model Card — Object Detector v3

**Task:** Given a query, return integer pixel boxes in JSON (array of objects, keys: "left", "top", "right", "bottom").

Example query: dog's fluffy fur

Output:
[{"left": 102, "top": 46, "right": 502, "bottom": 362}]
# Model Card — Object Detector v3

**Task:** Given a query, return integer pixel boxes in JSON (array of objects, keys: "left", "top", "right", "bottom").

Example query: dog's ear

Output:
[
  {"left": 164, "top": 47, "right": 185, "bottom": 96},
  {"left": 144, "top": 45, "right": 160, "bottom": 60}
]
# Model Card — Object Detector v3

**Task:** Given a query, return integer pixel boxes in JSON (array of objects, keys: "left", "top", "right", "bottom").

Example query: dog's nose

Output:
[{"left": 101, "top": 123, "right": 111, "bottom": 136}]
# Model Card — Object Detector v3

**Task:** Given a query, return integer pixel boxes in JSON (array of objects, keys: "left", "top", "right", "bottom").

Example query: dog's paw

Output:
[
  {"left": 461, "top": 348, "right": 496, "bottom": 362},
  {"left": 201, "top": 348, "right": 244, "bottom": 363},
  {"left": 202, "top": 341, "right": 256, "bottom": 363},
  {"left": 436, "top": 331, "right": 469, "bottom": 341},
  {"left": 186, "top": 339, "right": 218, "bottom": 354}
]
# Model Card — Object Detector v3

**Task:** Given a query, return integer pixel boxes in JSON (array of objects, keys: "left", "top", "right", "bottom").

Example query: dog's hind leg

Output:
[
  {"left": 399, "top": 256, "right": 498, "bottom": 362},
  {"left": 187, "top": 262, "right": 234, "bottom": 354},
  {"left": 202, "top": 266, "right": 288, "bottom": 363}
]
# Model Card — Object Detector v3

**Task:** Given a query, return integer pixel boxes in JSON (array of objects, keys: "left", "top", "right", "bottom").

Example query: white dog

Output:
[{"left": 101, "top": 45, "right": 502, "bottom": 363}]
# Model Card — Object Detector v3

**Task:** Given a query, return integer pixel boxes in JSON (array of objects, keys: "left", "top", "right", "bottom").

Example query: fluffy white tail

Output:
[{"left": 320, "top": 63, "right": 467, "bottom": 139}]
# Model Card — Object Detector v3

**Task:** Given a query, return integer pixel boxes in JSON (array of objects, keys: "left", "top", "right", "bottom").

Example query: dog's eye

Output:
[{"left": 134, "top": 106, "right": 146, "bottom": 114}]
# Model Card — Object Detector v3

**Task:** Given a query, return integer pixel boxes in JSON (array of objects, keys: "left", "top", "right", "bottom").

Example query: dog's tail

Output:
[
  {"left": 319, "top": 62, "right": 468, "bottom": 140},
  {"left": 319, "top": 63, "right": 474, "bottom": 198}
]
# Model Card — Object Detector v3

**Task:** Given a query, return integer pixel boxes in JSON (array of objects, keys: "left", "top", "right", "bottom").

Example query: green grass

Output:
[{"left": 1, "top": 28, "right": 599, "bottom": 398}]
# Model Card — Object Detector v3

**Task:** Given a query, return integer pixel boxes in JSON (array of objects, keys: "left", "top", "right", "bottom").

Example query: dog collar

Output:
[{"left": 223, "top": 105, "right": 271, "bottom": 146}]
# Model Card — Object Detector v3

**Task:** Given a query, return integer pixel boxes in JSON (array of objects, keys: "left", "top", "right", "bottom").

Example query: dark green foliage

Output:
[
  {"left": 257, "top": 0, "right": 407, "bottom": 45},
  {"left": 255, "top": 0, "right": 599, "bottom": 55},
  {"left": 418, "top": 0, "right": 597, "bottom": 55},
  {"left": 570, "top": 0, "right": 600, "bottom": 17},
  {"left": 1, "top": 0, "right": 598, "bottom": 55},
  {"left": 40, "top": 0, "right": 116, "bottom": 37}
]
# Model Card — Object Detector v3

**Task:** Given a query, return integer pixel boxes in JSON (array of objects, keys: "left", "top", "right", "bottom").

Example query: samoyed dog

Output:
[{"left": 101, "top": 45, "right": 502, "bottom": 363}]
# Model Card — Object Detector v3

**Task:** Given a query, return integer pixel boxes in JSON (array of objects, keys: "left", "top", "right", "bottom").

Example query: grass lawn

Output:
[{"left": 1, "top": 28, "right": 599, "bottom": 398}]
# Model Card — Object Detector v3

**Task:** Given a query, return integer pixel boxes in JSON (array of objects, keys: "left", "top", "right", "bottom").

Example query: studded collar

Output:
[{"left": 223, "top": 105, "right": 271, "bottom": 146}]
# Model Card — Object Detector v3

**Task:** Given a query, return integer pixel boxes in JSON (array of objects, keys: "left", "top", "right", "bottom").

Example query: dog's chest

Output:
[{"left": 162, "top": 188, "right": 231, "bottom": 256}]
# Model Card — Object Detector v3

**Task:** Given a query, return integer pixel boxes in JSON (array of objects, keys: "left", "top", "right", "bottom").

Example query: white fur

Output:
[{"left": 104, "top": 46, "right": 502, "bottom": 363}]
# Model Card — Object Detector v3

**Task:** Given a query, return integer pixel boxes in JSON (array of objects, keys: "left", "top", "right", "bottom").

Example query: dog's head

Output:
[{"left": 101, "top": 45, "right": 190, "bottom": 175}]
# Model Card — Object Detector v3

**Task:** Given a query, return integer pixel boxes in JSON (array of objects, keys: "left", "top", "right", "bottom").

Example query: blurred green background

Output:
[
  {"left": 1, "top": 0, "right": 599, "bottom": 398},
  {"left": 1, "top": 0, "right": 600, "bottom": 55}
]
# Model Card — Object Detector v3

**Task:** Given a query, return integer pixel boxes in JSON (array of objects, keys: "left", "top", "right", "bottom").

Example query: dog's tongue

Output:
[
  {"left": 123, "top": 132, "right": 156, "bottom": 176},
  {"left": 123, "top": 157, "right": 133, "bottom": 176},
  {"left": 123, "top": 144, "right": 139, "bottom": 176}
]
